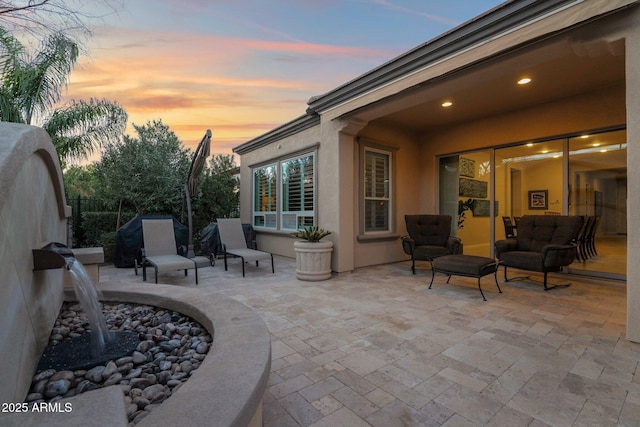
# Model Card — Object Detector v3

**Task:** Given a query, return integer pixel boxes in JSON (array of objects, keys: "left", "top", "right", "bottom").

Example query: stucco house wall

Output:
[
  {"left": 235, "top": 0, "right": 640, "bottom": 341},
  {"left": 624, "top": 3, "right": 640, "bottom": 343},
  {"left": 238, "top": 119, "right": 321, "bottom": 258},
  {"left": 354, "top": 124, "right": 421, "bottom": 268}
]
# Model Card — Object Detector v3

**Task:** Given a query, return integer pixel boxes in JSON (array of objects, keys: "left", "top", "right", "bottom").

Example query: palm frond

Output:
[
  {"left": 22, "top": 31, "right": 78, "bottom": 123},
  {"left": 0, "top": 87, "right": 23, "bottom": 122},
  {"left": 0, "top": 26, "right": 24, "bottom": 75},
  {"left": 45, "top": 98, "right": 128, "bottom": 163}
]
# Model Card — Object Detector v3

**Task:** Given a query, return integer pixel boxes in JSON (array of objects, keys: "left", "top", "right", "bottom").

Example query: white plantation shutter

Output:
[
  {"left": 282, "top": 154, "right": 314, "bottom": 229},
  {"left": 253, "top": 164, "right": 277, "bottom": 228},
  {"left": 252, "top": 152, "right": 316, "bottom": 230},
  {"left": 364, "top": 149, "right": 390, "bottom": 232}
]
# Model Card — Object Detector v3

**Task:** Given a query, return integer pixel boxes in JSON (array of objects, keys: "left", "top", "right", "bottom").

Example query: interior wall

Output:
[
  {"left": 455, "top": 151, "right": 492, "bottom": 251},
  {"left": 521, "top": 160, "right": 564, "bottom": 215}
]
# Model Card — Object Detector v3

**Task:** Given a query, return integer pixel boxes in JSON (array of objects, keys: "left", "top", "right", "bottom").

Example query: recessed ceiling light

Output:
[
  {"left": 526, "top": 143, "right": 534, "bottom": 147},
  {"left": 593, "top": 143, "right": 601, "bottom": 147},
  {"left": 552, "top": 155, "right": 560, "bottom": 158},
  {"left": 441, "top": 101, "right": 453, "bottom": 108},
  {"left": 580, "top": 135, "right": 589, "bottom": 139},
  {"left": 517, "top": 77, "right": 532, "bottom": 85},
  {"left": 541, "top": 150, "right": 549, "bottom": 154},
  {"left": 600, "top": 149, "right": 607, "bottom": 153}
]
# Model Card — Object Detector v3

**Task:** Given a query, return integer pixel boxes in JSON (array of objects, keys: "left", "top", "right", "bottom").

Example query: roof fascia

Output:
[
  {"left": 233, "top": 113, "right": 320, "bottom": 155},
  {"left": 306, "top": 0, "right": 582, "bottom": 114}
]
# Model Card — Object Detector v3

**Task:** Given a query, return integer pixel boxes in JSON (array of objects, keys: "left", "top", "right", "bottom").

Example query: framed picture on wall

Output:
[
  {"left": 459, "top": 178, "right": 488, "bottom": 198},
  {"left": 459, "top": 157, "right": 475, "bottom": 178},
  {"left": 528, "top": 190, "right": 548, "bottom": 210}
]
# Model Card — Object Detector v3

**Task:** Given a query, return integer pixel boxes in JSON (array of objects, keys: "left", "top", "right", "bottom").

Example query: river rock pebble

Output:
[{"left": 28, "top": 302, "right": 212, "bottom": 424}]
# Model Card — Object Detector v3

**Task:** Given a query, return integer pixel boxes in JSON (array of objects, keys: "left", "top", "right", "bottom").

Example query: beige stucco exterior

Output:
[{"left": 235, "top": 0, "right": 640, "bottom": 341}]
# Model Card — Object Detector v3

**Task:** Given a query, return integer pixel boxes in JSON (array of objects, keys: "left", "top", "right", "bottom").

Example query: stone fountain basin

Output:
[
  {"left": 99, "top": 282, "right": 271, "bottom": 427},
  {"left": 6, "top": 281, "right": 271, "bottom": 427}
]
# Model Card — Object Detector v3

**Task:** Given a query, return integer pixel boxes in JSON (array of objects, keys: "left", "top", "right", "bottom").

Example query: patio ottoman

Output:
[{"left": 429, "top": 254, "right": 502, "bottom": 301}]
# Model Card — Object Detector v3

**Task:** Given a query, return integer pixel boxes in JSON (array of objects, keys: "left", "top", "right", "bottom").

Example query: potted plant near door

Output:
[{"left": 291, "top": 226, "right": 333, "bottom": 281}]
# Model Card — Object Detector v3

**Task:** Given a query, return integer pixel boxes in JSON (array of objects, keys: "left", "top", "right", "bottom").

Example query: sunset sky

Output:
[{"left": 63, "top": 0, "right": 504, "bottom": 158}]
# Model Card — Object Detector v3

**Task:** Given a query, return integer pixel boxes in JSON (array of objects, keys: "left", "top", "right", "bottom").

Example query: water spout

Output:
[
  {"left": 33, "top": 242, "right": 111, "bottom": 354},
  {"left": 32, "top": 242, "right": 74, "bottom": 270}
]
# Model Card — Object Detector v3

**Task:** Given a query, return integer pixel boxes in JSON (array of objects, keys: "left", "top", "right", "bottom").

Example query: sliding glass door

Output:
[
  {"left": 439, "top": 129, "right": 626, "bottom": 280},
  {"left": 567, "top": 130, "right": 627, "bottom": 278},
  {"left": 439, "top": 151, "right": 492, "bottom": 257}
]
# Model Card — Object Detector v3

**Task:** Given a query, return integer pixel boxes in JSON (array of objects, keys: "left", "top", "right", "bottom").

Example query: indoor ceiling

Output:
[{"left": 496, "top": 129, "right": 627, "bottom": 172}]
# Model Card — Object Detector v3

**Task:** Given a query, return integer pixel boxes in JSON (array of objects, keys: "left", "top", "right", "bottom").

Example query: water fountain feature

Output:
[
  {"left": 1, "top": 122, "right": 270, "bottom": 427},
  {"left": 33, "top": 242, "right": 113, "bottom": 354},
  {"left": 32, "top": 243, "right": 140, "bottom": 373}
]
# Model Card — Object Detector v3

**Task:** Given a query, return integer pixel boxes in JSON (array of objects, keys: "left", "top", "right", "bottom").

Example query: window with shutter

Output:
[
  {"left": 251, "top": 152, "right": 316, "bottom": 231},
  {"left": 281, "top": 154, "right": 315, "bottom": 230},
  {"left": 364, "top": 148, "right": 392, "bottom": 233},
  {"left": 253, "top": 164, "right": 277, "bottom": 228}
]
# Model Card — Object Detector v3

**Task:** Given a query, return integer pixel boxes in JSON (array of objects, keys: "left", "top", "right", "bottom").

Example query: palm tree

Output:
[{"left": 0, "top": 27, "right": 127, "bottom": 166}]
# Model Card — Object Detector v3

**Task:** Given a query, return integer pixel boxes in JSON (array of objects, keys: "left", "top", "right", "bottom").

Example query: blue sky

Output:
[{"left": 65, "top": 0, "right": 505, "bottom": 155}]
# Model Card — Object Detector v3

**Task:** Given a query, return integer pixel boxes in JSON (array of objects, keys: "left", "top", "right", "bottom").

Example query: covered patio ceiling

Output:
[{"left": 363, "top": 35, "right": 625, "bottom": 135}]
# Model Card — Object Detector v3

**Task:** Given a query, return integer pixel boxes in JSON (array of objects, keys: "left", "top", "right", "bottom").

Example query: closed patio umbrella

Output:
[
  {"left": 185, "top": 129, "right": 212, "bottom": 257},
  {"left": 188, "top": 129, "right": 212, "bottom": 194}
]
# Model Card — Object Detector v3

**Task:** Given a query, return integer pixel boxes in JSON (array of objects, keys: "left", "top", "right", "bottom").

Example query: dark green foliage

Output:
[
  {"left": 64, "top": 165, "right": 101, "bottom": 199},
  {"left": 81, "top": 212, "right": 128, "bottom": 246},
  {"left": 192, "top": 154, "right": 239, "bottom": 235},
  {"left": 93, "top": 119, "right": 190, "bottom": 218},
  {"left": 97, "top": 231, "right": 118, "bottom": 264}
]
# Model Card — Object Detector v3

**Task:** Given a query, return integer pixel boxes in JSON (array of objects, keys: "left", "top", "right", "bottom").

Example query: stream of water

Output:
[{"left": 66, "top": 258, "right": 111, "bottom": 354}]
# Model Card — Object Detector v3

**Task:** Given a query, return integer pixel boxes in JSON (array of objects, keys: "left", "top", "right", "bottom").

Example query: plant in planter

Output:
[
  {"left": 291, "top": 226, "right": 333, "bottom": 281},
  {"left": 290, "top": 226, "right": 332, "bottom": 242},
  {"left": 457, "top": 198, "right": 475, "bottom": 229}
]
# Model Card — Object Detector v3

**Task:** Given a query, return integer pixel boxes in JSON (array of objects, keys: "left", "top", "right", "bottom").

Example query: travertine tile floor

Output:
[{"left": 100, "top": 256, "right": 640, "bottom": 426}]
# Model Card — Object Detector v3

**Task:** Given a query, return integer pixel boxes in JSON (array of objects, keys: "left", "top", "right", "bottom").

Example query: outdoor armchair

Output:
[
  {"left": 217, "top": 218, "right": 274, "bottom": 277},
  {"left": 495, "top": 215, "right": 583, "bottom": 290},
  {"left": 141, "top": 219, "right": 198, "bottom": 284},
  {"left": 402, "top": 214, "right": 462, "bottom": 274}
]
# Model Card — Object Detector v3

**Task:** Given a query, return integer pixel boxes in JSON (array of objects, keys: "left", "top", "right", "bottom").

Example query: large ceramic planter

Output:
[{"left": 293, "top": 240, "right": 334, "bottom": 281}]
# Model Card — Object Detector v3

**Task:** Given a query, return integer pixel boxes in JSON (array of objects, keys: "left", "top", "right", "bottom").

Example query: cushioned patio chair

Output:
[
  {"left": 217, "top": 218, "right": 274, "bottom": 277},
  {"left": 495, "top": 215, "right": 583, "bottom": 290},
  {"left": 141, "top": 219, "right": 198, "bottom": 284},
  {"left": 402, "top": 214, "right": 463, "bottom": 274}
]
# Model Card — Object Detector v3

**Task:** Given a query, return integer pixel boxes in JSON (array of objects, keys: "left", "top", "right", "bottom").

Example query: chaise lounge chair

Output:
[
  {"left": 217, "top": 218, "right": 274, "bottom": 277},
  {"left": 141, "top": 219, "right": 198, "bottom": 284}
]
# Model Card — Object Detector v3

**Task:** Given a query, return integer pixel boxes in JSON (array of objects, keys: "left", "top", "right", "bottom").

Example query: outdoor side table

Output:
[{"left": 430, "top": 254, "right": 502, "bottom": 301}]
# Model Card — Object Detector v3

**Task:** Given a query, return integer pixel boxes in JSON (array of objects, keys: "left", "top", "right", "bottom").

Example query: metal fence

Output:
[{"left": 69, "top": 196, "right": 115, "bottom": 247}]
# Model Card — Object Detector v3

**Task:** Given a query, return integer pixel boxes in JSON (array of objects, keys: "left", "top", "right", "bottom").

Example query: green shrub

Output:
[
  {"left": 80, "top": 211, "right": 135, "bottom": 248},
  {"left": 98, "top": 231, "right": 118, "bottom": 263}
]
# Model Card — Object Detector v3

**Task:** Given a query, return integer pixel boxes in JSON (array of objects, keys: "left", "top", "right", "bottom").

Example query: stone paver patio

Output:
[{"left": 100, "top": 256, "right": 640, "bottom": 426}]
